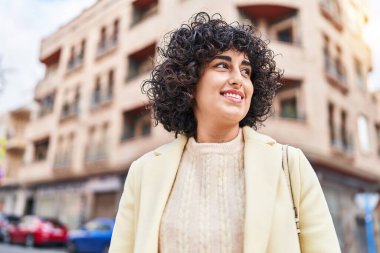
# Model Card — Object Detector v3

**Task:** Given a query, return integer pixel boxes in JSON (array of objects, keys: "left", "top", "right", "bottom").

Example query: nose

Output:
[{"left": 228, "top": 68, "right": 243, "bottom": 88}]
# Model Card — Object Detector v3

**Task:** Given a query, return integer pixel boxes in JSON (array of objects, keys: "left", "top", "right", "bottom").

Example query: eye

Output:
[
  {"left": 214, "top": 62, "right": 228, "bottom": 69},
  {"left": 241, "top": 68, "right": 251, "bottom": 77}
]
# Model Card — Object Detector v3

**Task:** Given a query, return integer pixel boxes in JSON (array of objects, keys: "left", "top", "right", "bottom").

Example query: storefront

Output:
[{"left": 316, "top": 166, "right": 379, "bottom": 253}]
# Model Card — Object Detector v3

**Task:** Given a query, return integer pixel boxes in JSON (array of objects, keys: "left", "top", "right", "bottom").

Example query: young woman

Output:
[{"left": 109, "top": 12, "right": 341, "bottom": 253}]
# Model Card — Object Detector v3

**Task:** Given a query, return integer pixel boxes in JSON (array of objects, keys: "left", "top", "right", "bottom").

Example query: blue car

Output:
[{"left": 67, "top": 218, "right": 115, "bottom": 253}]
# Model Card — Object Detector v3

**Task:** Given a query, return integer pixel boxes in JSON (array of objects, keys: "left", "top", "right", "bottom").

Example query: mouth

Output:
[{"left": 220, "top": 90, "right": 245, "bottom": 102}]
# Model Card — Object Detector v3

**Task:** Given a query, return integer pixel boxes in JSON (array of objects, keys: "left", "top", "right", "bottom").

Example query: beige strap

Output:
[{"left": 282, "top": 145, "right": 301, "bottom": 235}]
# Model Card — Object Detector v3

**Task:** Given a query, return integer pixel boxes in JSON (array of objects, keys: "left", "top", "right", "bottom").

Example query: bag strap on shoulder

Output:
[{"left": 282, "top": 144, "right": 301, "bottom": 235}]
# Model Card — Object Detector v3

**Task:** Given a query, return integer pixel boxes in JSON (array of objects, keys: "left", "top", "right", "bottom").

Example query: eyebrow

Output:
[{"left": 212, "top": 55, "right": 251, "bottom": 67}]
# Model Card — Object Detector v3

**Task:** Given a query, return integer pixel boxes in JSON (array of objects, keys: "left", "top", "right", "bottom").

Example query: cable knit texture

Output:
[{"left": 159, "top": 129, "right": 245, "bottom": 253}]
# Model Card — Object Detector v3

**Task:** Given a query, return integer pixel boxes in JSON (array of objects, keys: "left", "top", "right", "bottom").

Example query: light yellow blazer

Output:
[{"left": 109, "top": 127, "right": 341, "bottom": 253}]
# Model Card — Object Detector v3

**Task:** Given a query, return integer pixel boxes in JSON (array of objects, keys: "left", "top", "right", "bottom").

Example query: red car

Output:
[{"left": 8, "top": 215, "right": 68, "bottom": 247}]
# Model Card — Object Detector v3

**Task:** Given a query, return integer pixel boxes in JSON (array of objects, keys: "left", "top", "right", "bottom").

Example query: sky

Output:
[
  {"left": 0, "top": 0, "right": 379, "bottom": 114},
  {"left": 0, "top": 0, "right": 96, "bottom": 114}
]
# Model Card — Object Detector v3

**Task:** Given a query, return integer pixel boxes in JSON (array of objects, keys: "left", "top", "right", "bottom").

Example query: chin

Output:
[{"left": 221, "top": 114, "right": 245, "bottom": 125}]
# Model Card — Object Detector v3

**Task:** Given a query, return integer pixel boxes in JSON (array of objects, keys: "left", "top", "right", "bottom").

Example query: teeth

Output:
[{"left": 223, "top": 93, "right": 242, "bottom": 100}]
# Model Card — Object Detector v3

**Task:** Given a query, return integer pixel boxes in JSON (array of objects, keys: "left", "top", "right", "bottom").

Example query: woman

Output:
[{"left": 110, "top": 12, "right": 341, "bottom": 253}]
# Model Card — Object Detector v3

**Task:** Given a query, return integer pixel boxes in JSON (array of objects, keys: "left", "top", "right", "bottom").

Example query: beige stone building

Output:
[{"left": 1, "top": 0, "right": 380, "bottom": 251}]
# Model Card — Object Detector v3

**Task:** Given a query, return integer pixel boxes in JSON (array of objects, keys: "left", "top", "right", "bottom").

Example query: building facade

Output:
[{"left": 0, "top": 0, "right": 380, "bottom": 252}]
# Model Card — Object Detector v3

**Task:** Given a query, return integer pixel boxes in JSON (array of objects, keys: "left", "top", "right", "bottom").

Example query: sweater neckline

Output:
[{"left": 186, "top": 128, "right": 244, "bottom": 155}]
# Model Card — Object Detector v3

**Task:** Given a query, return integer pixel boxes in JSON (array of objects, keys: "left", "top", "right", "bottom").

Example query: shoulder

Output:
[{"left": 129, "top": 135, "right": 188, "bottom": 170}]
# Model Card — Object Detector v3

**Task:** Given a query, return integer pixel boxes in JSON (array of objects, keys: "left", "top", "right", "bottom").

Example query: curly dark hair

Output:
[{"left": 142, "top": 12, "right": 283, "bottom": 137}]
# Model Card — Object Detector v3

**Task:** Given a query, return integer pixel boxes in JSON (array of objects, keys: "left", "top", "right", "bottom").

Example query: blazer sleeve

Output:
[
  {"left": 294, "top": 148, "right": 342, "bottom": 253},
  {"left": 109, "top": 161, "right": 138, "bottom": 253}
]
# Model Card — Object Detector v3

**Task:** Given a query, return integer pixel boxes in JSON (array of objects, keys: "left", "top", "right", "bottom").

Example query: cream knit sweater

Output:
[{"left": 159, "top": 130, "right": 245, "bottom": 253}]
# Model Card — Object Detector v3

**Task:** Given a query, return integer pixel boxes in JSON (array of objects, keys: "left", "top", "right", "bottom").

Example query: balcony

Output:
[
  {"left": 319, "top": 0, "right": 343, "bottom": 32},
  {"left": 96, "top": 36, "right": 118, "bottom": 59},
  {"left": 60, "top": 103, "right": 79, "bottom": 122},
  {"left": 126, "top": 42, "right": 155, "bottom": 82},
  {"left": 330, "top": 129, "right": 354, "bottom": 159},
  {"left": 53, "top": 153, "right": 72, "bottom": 170},
  {"left": 90, "top": 90, "right": 113, "bottom": 110},
  {"left": 6, "top": 137, "right": 27, "bottom": 153},
  {"left": 131, "top": 0, "right": 158, "bottom": 27},
  {"left": 67, "top": 54, "right": 84, "bottom": 73},
  {"left": 84, "top": 145, "right": 108, "bottom": 164},
  {"left": 35, "top": 69, "right": 58, "bottom": 101},
  {"left": 324, "top": 59, "right": 348, "bottom": 94}
]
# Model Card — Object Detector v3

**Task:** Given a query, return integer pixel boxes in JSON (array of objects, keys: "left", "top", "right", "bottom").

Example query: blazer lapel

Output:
[
  {"left": 135, "top": 135, "right": 188, "bottom": 253},
  {"left": 243, "top": 127, "right": 282, "bottom": 252}
]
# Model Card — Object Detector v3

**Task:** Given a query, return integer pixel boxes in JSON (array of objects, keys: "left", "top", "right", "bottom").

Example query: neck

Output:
[{"left": 195, "top": 123, "right": 240, "bottom": 143}]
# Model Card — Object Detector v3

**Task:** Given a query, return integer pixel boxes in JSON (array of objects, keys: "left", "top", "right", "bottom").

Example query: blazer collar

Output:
[{"left": 136, "top": 127, "right": 281, "bottom": 253}]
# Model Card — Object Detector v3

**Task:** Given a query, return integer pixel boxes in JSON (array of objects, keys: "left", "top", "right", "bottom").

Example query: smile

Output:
[
  {"left": 223, "top": 93, "right": 242, "bottom": 100},
  {"left": 220, "top": 90, "right": 245, "bottom": 102}
]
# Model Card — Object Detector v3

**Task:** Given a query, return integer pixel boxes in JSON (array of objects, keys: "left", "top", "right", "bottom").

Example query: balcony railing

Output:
[
  {"left": 6, "top": 137, "right": 27, "bottom": 152},
  {"left": 331, "top": 132, "right": 354, "bottom": 156},
  {"left": 90, "top": 90, "right": 113, "bottom": 109},
  {"left": 96, "top": 36, "right": 118, "bottom": 58},
  {"left": 67, "top": 54, "right": 84, "bottom": 72},
  {"left": 324, "top": 58, "right": 348, "bottom": 93},
  {"left": 53, "top": 153, "right": 72, "bottom": 169},
  {"left": 84, "top": 145, "right": 108, "bottom": 163},
  {"left": 319, "top": 1, "right": 343, "bottom": 31},
  {"left": 60, "top": 103, "right": 79, "bottom": 121}
]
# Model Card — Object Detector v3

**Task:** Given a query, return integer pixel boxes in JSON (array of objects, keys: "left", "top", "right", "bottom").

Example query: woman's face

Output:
[{"left": 193, "top": 49, "right": 254, "bottom": 127}]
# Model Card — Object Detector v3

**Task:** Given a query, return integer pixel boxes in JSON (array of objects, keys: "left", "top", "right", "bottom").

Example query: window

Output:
[
  {"left": 97, "top": 21, "right": 119, "bottom": 57},
  {"left": 357, "top": 115, "right": 371, "bottom": 152},
  {"left": 280, "top": 97, "right": 297, "bottom": 119},
  {"left": 354, "top": 58, "right": 365, "bottom": 90},
  {"left": 121, "top": 108, "right": 151, "bottom": 141},
  {"left": 73, "top": 88, "right": 80, "bottom": 114},
  {"left": 91, "top": 71, "right": 115, "bottom": 109},
  {"left": 131, "top": 0, "right": 158, "bottom": 27},
  {"left": 60, "top": 87, "right": 80, "bottom": 120},
  {"left": 79, "top": 39, "right": 86, "bottom": 62},
  {"left": 340, "top": 110, "right": 347, "bottom": 148},
  {"left": 67, "top": 40, "right": 86, "bottom": 71},
  {"left": 99, "top": 27, "right": 107, "bottom": 50},
  {"left": 61, "top": 102, "right": 71, "bottom": 118},
  {"left": 68, "top": 46, "right": 75, "bottom": 69},
  {"left": 99, "top": 123, "right": 109, "bottom": 159},
  {"left": 277, "top": 27, "right": 293, "bottom": 43},
  {"left": 323, "top": 39, "right": 348, "bottom": 93},
  {"left": 93, "top": 77, "right": 102, "bottom": 106},
  {"left": 54, "top": 133, "right": 74, "bottom": 168},
  {"left": 375, "top": 124, "right": 380, "bottom": 156},
  {"left": 126, "top": 43, "right": 155, "bottom": 81},
  {"left": 38, "top": 93, "right": 55, "bottom": 117},
  {"left": 113, "top": 19, "right": 119, "bottom": 43},
  {"left": 238, "top": 5, "right": 299, "bottom": 45},
  {"left": 34, "top": 138, "right": 49, "bottom": 161},
  {"left": 320, "top": 0, "right": 343, "bottom": 31},
  {"left": 85, "top": 124, "right": 108, "bottom": 162},
  {"left": 107, "top": 70, "right": 114, "bottom": 100},
  {"left": 323, "top": 35, "right": 331, "bottom": 73},
  {"left": 328, "top": 103, "right": 335, "bottom": 145},
  {"left": 275, "top": 79, "right": 303, "bottom": 120},
  {"left": 334, "top": 46, "right": 346, "bottom": 84},
  {"left": 269, "top": 12, "right": 298, "bottom": 45}
]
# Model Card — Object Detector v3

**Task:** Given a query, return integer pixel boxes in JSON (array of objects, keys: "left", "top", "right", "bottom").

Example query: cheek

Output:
[{"left": 245, "top": 83, "right": 254, "bottom": 101}]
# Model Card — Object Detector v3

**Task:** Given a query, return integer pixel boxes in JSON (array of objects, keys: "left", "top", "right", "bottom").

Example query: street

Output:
[{"left": 0, "top": 243, "right": 67, "bottom": 253}]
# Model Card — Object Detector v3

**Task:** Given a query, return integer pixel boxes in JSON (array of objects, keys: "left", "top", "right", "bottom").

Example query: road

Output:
[{"left": 0, "top": 243, "right": 67, "bottom": 253}]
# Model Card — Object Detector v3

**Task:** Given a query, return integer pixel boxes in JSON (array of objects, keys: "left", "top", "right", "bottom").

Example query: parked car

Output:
[
  {"left": 0, "top": 213, "right": 20, "bottom": 242},
  {"left": 67, "top": 218, "right": 115, "bottom": 253},
  {"left": 8, "top": 215, "right": 68, "bottom": 247}
]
